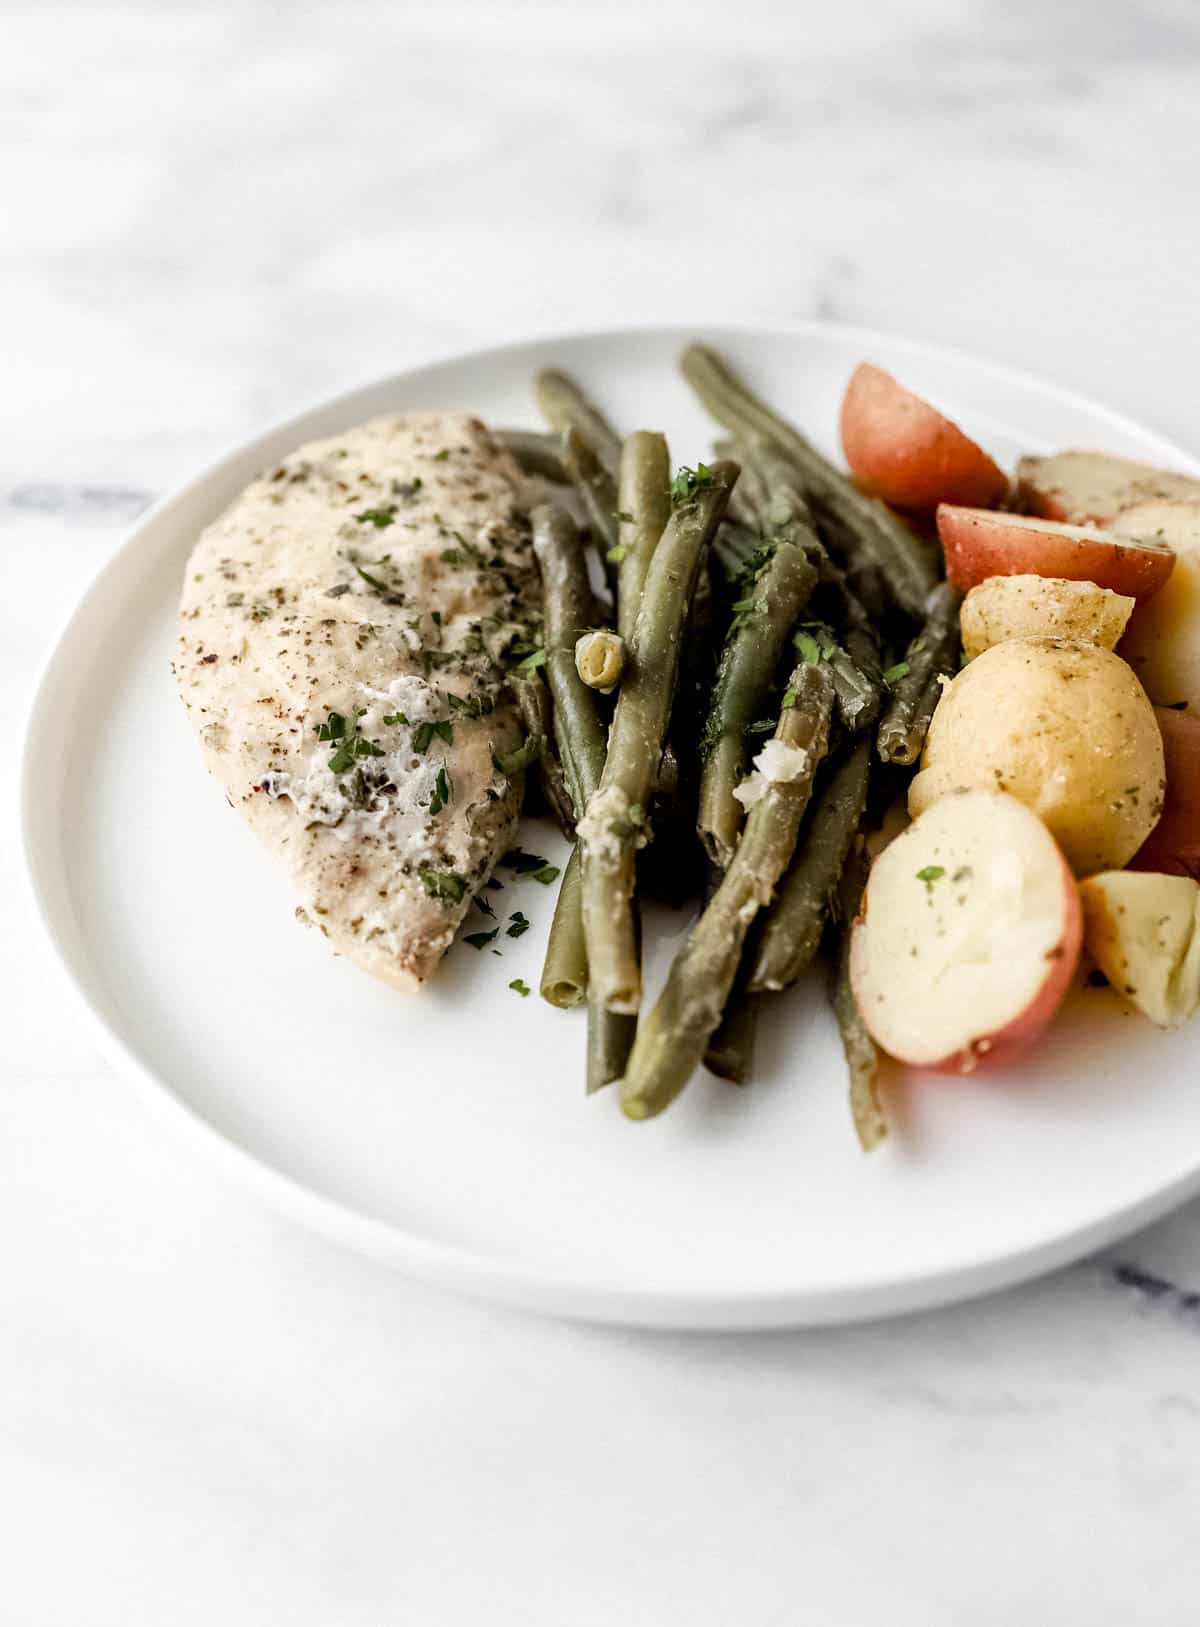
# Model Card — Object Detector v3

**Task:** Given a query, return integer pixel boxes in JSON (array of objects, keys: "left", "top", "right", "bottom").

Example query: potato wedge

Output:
[
  {"left": 938, "top": 505, "right": 1175, "bottom": 603},
  {"left": 909, "top": 637, "right": 1165, "bottom": 876},
  {"left": 960, "top": 574, "right": 1134, "bottom": 660},
  {"left": 1016, "top": 450, "right": 1200, "bottom": 527},
  {"left": 1115, "top": 501, "right": 1200, "bottom": 712},
  {"left": 1131, "top": 707, "right": 1200, "bottom": 880},
  {"left": 1079, "top": 870, "right": 1200, "bottom": 1027},
  {"left": 839, "top": 362, "right": 1008, "bottom": 513}
]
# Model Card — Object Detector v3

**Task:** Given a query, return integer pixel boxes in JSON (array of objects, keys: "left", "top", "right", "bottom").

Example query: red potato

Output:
[
  {"left": 937, "top": 504, "right": 1176, "bottom": 603},
  {"left": 1130, "top": 707, "right": 1200, "bottom": 880},
  {"left": 850, "top": 790, "right": 1082, "bottom": 1075},
  {"left": 1016, "top": 450, "right": 1200, "bottom": 527},
  {"left": 839, "top": 362, "right": 1008, "bottom": 513}
]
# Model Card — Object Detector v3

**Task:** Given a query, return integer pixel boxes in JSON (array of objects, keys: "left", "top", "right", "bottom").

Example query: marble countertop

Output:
[{"left": 4, "top": 2, "right": 1200, "bottom": 1621}]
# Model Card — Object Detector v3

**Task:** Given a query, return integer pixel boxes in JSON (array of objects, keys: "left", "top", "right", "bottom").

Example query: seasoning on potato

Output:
[
  {"left": 908, "top": 636, "right": 1165, "bottom": 875},
  {"left": 1079, "top": 870, "right": 1200, "bottom": 1027},
  {"left": 960, "top": 574, "right": 1134, "bottom": 660},
  {"left": 1115, "top": 501, "right": 1200, "bottom": 712}
]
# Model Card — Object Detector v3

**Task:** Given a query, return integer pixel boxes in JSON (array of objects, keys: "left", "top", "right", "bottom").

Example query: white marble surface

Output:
[{"left": 4, "top": 1, "right": 1200, "bottom": 1621}]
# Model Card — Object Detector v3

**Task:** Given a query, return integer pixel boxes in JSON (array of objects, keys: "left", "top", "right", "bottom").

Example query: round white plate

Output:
[{"left": 22, "top": 323, "right": 1200, "bottom": 1329}]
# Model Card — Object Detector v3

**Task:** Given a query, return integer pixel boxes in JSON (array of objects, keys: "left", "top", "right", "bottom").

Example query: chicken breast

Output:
[{"left": 176, "top": 412, "right": 539, "bottom": 990}]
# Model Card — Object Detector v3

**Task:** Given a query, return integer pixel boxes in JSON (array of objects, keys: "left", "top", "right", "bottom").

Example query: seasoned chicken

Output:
[{"left": 176, "top": 413, "right": 539, "bottom": 990}]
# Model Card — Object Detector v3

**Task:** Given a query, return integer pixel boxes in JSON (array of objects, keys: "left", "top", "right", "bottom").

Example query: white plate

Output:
[{"left": 22, "top": 322, "right": 1200, "bottom": 1329}]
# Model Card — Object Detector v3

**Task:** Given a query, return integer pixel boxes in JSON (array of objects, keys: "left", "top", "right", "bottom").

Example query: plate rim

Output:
[{"left": 20, "top": 317, "right": 1200, "bottom": 1330}]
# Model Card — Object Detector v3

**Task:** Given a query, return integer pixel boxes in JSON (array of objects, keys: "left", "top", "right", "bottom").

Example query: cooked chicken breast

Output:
[{"left": 176, "top": 413, "right": 538, "bottom": 990}]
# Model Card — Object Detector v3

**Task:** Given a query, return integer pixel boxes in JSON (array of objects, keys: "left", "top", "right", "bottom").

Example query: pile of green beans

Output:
[{"left": 492, "top": 350, "right": 963, "bottom": 1144}]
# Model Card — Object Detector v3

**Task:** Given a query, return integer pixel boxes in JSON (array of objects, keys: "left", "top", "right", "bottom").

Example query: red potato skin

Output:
[
  {"left": 1130, "top": 707, "right": 1200, "bottom": 880},
  {"left": 840, "top": 363, "right": 1009, "bottom": 513},
  {"left": 849, "top": 852, "right": 1083, "bottom": 1077},
  {"left": 937, "top": 505, "right": 1177, "bottom": 603},
  {"left": 1016, "top": 465, "right": 1101, "bottom": 525}
]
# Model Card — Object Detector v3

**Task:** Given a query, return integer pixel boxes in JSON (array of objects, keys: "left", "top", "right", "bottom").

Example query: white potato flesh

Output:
[
  {"left": 1115, "top": 501, "right": 1200, "bottom": 711},
  {"left": 1079, "top": 870, "right": 1200, "bottom": 1027},
  {"left": 909, "top": 637, "right": 1164, "bottom": 875},
  {"left": 1016, "top": 450, "right": 1200, "bottom": 526},
  {"left": 850, "top": 790, "right": 1080, "bottom": 1070},
  {"left": 960, "top": 574, "right": 1134, "bottom": 660}
]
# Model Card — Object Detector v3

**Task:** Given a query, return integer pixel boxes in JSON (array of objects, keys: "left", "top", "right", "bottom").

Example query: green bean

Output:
[
  {"left": 587, "top": 1000, "right": 637, "bottom": 1095},
  {"left": 495, "top": 428, "right": 568, "bottom": 483},
  {"left": 831, "top": 844, "right": 887, "bottom": 1151},
  {"left": 704, "top": 985, "right": 760, "bottom": 1085},
  {"left": 750, "top": 738, "right": 872, "bottom": 991},
  {"left": 534, "top": 369, "right": 621, "bottom": 477},
  {"left": 797, "top": 621, "right": 882, "bottom": 735},
  {"left": 511, "top": 675, "right": 576, "bottom": 837},
  {"left": 615, "top": 432, "right": 671, "bottom": 642},
  {"left": 531, "top": 506, "right": 633, "bottom": 1088},
  {"left": 876, "top": 581, "right": 961, "bottom": 764},
  {"left": 561, "top": 427, "right": 620, "bottom": 561},
  {"left": 699, "top": 863, "right": 759, "bottom": 1084},
  {"left": 680, "top": 344, "right": 938, "bottom": 617},
  {"left": 580, "top": 462, "right": 739, "bottom": 1013},
  {"left": 540, "top": 847, "right": 587, "bottom": 1008},
  {"left": 621, "top": 661, "right": 835, "bottom": 1119},
  {"left": 698, "top": 540, "right": 819, "bottom": 868},
  {"left": 531, "top": 505, "right": 607, "bottom": 809},
  {"left": 713, "top": 519, "right": 760, "bottom": 581}
]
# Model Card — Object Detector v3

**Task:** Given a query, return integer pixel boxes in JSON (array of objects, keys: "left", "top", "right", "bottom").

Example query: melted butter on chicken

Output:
[{"left": 176, "top": 412, "right": 538, "bottom": 990}]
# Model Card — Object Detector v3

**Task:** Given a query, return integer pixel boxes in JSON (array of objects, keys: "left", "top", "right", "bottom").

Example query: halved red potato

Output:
[
  {"left": 937, "top": 504, "right": 1176, "bottom": 603},
  {"left": 1131, "top": 707, "right": 1200, "bottom": 880},
  {"left": 850, "top": 789, "right": 1082, "bottom": 1075},
  {"left": 839, "top": 362, "right": 1008, "bottom": 512},
  {"left": 1015, "top": 450, "right": 1200, "bottom": 527}
]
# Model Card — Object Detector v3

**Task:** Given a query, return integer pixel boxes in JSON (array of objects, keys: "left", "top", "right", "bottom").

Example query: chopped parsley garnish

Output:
[
  {"left": 607, "top": 544, "right": 629, "bottom": 564},
  {"left": 432, "top": 448, "right": 450, "bottom": 462},
  {"left": 354, "top": 506, "right": 397, "bottom": 529},
  {"left": 419, "top": 868, "right": 468, "bottom": 904},
  {"left": 412, "top": 719, "right": 454, "bottom": 753},
  {"left": 615, "top": 510, "right": 635, "bottom": 523},
  {"left": 492, "top": 736, "right": 543, "bottom": 776},
  {"left": 354, "top": 562, "right": 392, "bottom": 594},
  {"left": 382, "top": 711, "right": 409, "bottom": 727},
  {"left": 447, "top": 691, "right": 496, "bottom": 719},
  {"left": 502, "top": 848, "right": 551, "bottom": 874},
  {"left": 429, "top": 764, "right": 452, "bottom": 815},
  {"left": 745, "top": 718, "right": 775, "bottom": 736},
  {"left": 670, "top": 462, "right": 715, "bottom": 505},
  {"left": 316, "top": 708, "right": 384, "bottom": 774},
  {"left": 440, "top": 548, "right": 464, "bottom": 564},
  {"left": 463, "top": 927, "right": 499, "bottom": 950},
  {"left": 506, "top": 911, "right": 530, "bottom": 939},
  {"left": 794, "top": 628, "right": 836, "bottom": 666},
  {"left": 917, "top": 865, "right": 945, "bottom": 888},
  {"left": 514, "top": 646, "right": 547, "bottom": 676},
  {"left": 473, "top": 893, "right": 496, "bottom": 918},
  {"left": 508, "top": 978, "right": 531, "bottom": 997},
  {"left": 882, "top": 660, "right": 910, "bottom": 685},
  {"left": 781, "top": 687, "right": 797, "bottom": 709},
  {"left": 730, "top": 594, "right": 763, "bottom": 626},
  {"left": 529, "top": 864, "right": 560, "bottom": 885}
]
